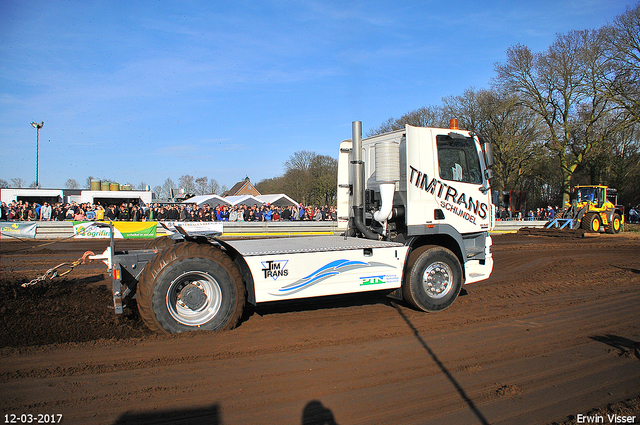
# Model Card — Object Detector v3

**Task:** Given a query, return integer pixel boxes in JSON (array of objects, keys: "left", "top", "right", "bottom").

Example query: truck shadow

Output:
[
  {"left": 392, "top": 302, "right": 490, "bottom": 425},
  {"left": 112, "top": 400, "right": 338, "bottom": 425},
  {"left": 242, "top": 289, "right": 396, "bottom": 322},
  {"left": 241, "top": 288, "right": 468, "bottom": 326},
  {"left": 611, "top": 265, "right": 640, "bottom": 274},
  {"left": 113, "top": 403, "right": 221, "bottom": 425},
  {"left": 590, "top": 334, "right": 640, "bottom": 360}
]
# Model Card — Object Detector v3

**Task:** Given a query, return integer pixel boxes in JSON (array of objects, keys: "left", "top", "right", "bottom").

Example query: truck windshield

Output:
[
  {"left": 437, "top": 135, "right": 482, "bottom": 184},
  {"left": 576, "top": 187, "right": 596, "bottom": 202},
  {"left": 575, "top": 187, "right": 604, "bottom": 204}
]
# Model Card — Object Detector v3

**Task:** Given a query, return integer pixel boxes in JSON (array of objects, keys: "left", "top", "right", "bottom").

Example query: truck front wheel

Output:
[
  {"left": 402, "top": 245, "right": 462, "bottom": 312},
  {"left": 606, "top": 213, "right": 622, "bottom": 234},
  {"left": 582, "top": 213, "right": 601, "bottom": 233},
  {"left": 137, "top": 242, "right": 245, "bottom": 334}
]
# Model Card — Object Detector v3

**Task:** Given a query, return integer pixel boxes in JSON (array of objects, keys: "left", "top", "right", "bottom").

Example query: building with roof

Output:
[{"left": 221, "top": 176, "right": 260, "bottom": 197}]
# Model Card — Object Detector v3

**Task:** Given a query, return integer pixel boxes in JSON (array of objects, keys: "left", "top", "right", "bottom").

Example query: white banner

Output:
[
  {"left": 162, "top": 221, "right": 224, "bottom": 235},
  {"left": 0, "top": 222, "right": 37, "bottom": 239}
]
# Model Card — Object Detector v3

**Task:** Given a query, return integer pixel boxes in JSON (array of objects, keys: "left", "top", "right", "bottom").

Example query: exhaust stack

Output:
[{"left": 351, "top": 121, "right": 380, "bottom": 240}]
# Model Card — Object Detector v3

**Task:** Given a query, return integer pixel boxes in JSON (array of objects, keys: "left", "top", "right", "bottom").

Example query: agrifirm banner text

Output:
[
  {"left": 0, "top": 222, "right": 37, "bottom": 239},
  {"left": 73, "top": 221, "right": 157, "bottom": 239}
]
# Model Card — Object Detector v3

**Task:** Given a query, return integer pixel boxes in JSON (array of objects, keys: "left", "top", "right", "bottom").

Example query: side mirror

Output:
[{"left": 483, "top": 142, "right": 494, "bottom": 168}]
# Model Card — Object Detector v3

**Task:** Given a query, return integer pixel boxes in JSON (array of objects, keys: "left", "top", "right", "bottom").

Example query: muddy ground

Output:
[{"left": 0, "top": 231, "right": 639, "bottom": 424}]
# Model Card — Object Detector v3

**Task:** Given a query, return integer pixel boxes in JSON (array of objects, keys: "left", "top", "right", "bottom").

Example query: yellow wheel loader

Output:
[{"left": 561, "top": 185, "right": 624, "bottom": 234}]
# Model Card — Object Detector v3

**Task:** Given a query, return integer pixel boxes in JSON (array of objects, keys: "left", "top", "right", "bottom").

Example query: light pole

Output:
[{"left": 30, "top": 121, "right": 44, "bottom": 188}]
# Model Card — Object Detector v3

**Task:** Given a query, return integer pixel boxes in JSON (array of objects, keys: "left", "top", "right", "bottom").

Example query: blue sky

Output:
[{"left": 0, "top": 0, "right": 633, "bottom": 191}]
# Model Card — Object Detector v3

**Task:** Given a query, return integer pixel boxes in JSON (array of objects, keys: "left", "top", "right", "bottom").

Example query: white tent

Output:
[
  {"left": 183, "top": 193, "right": 298, "bottom": 208},
  {"left": 182, "top": 195, "right": 231, "bottom": 207},
  {"left": 255, "top": 194, "right": 298, "bottom": 207},
  {"left": 224, "top": 195, "right": 262, "bottom": 206}
]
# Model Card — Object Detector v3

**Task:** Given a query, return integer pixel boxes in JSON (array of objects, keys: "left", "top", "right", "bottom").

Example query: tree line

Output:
[{"left": 368, "top": 3, "right": 640, "bottom": 208}]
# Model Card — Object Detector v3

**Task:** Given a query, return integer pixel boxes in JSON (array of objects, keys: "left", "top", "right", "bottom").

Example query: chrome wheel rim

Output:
[
  {"left": 167, "top": 271, "right": 222, "bottom": 326},
  {"left": 422, "top": 261, "right": 454, "bottom": 299}
]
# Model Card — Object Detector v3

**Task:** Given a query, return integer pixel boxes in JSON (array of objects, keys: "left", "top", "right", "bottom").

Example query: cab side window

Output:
[{"left": 437, "top": 135, "right": 482, "bottom": 184}]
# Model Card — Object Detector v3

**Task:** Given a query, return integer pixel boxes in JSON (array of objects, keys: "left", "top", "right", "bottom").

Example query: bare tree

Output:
[
  {"left": 178, "top": 175, "right": 196, "bottom": 194},
  {"left": 257, "top": 151, "right": 337, "bottom": 205},
  {"left": 161, "top": 178, "right": 176, "bottom": 199},
  {"left": 494, "top": 30, "right": 616, "bottom": 204},
  {"left": 0, "top": 179, "right": 8, "bottom": 188},
  {"left": 284, "top": 151, "right": 316, "bottom": 173},
  {"left": 207, "top": 179, "right": 220, "bottom": 195},
  {"left": 153, "top": 185, "right": 162, "bottom": 199},
  {"left": 12, "top": 178, "right": 25, "bottom": 188},
  {"left": 600, "top": 3, "right": 640, "bottom": 123},
  {"left": 65, "top": 179, "right": 80, "bottom": 189},
  {"left": 366, "top": 106, "right": 447, "bottom": 137},
  {"left": 195, "top": 177, "right": 208, "bottom": 195}
]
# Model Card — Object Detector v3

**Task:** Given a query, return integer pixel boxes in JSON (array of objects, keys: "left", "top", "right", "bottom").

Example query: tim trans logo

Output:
[{"left": 261, "top": 260, "right": 289, "bottom": 280}]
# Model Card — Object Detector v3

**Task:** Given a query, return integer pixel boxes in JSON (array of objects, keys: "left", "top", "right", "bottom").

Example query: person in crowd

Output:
[
  {"left": 237, "top": 206, "right": 245, "bottom": 222},
  {"left": 74, "top": 206, "right": 86, "bottom": 221},
  {"left": 313, "top": 207, "right": 322, "bottom": 221},
  {"left": 39, "top": 202, "right": 52, "bottom": 221},
  {"left": 85, "top": 205, "right": 96, "bottom": 220},
  {"left": 229, "top": 206, "right": 238, "bottom": 221},
  {"left": 0, "top": 202, "right": 7, "bottom": 221},
  {"left": 118, "top": 203, "right": 129, "bottom": 221},
  {"left": 105, "top": 205, "right": 117, "bottom": 221},
  {"left": 628, "top": 205, "right": 638, "bottom": 223},
  {"left": 95, "top": 205, "right": 105, "bottom": 220},
  {"left": 64, "top": 204, "right": 75, "bottom": 220},
  {"left": 203, "top": 205, "right": 213, "bottom": 221},
  {"left": 219, "top": 205, "right": 230, "bottom": 221},
  {"left": 131, "top": 205, "right": 142, "bottom": 221}
]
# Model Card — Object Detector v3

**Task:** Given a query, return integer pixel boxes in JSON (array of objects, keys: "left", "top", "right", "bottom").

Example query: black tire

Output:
[
  {"left": 145, "top": 236, "right": 179, "bottom": 250},
  {"left": 606, "top": 213, "right": 622, "bottom": 234},
  {"left": 581, "top": 213, "right": 601, "bottom": 233},
  {"left": 402, "top": 245, "right": 463, "bottom": 313},
  {"left": 137, "top": 242, "right": 245, "bottom": 334}
]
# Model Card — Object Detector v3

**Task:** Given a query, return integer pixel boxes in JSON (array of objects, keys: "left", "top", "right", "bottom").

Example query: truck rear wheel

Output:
[
  {"left": 137, "top": 242, "right": 245, "bottom": 334},
  {"left": 402, "top": 245, "right": 462, "bottom": 313},
  {"left": 581, "top": 213, "right": 601, "bottom": 233}
]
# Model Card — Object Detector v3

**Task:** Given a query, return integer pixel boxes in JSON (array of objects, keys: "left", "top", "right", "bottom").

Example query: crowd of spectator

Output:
[
  {"left": 2, "top": 199, "right": 638, "bottom": 224},
  {"left": 497, "top": 205, "right": 562, "bottom": 221},
  {"left": 0, "top": 200, "right": 338, "bottom": 222},
  {"left": 498, "top": 204, "right": 640, "bottom": 223}
]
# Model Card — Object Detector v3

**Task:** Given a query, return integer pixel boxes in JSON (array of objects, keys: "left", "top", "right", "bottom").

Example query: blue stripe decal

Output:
[{"left": 271, "top": 259, "right": 392, "bottom": 296}]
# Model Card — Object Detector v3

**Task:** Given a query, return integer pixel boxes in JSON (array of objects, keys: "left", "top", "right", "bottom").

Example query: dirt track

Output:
[{"left": 1, "top": 232, "right": 639, "bottom": 425}]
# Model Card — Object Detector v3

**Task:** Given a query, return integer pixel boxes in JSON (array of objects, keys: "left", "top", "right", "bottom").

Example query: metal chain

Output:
[{"left": 21, "top": 251, "right": 95, "bottom": 288}]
